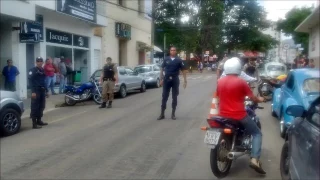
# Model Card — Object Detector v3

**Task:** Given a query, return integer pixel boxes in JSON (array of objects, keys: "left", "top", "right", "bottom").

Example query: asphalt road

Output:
[{"left": 1, "top": 72, "right": 284, "bottom": 179}]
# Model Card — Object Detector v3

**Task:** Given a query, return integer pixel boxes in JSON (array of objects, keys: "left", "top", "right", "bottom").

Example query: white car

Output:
[
  {"left": 134, "top": 64, "right": 161, "bottom": 88},
  {"left": 260, "top": 62, "right": 287, "bottom": 78}
]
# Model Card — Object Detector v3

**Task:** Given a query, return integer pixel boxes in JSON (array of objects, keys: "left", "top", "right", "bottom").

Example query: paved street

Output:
[{"left": 1, "top": 72, "right": 283, "bottom": 179}]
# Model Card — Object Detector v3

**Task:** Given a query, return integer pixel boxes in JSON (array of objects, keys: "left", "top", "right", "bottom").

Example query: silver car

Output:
[
  {"left": 0, "top": 91, "right": 24, "bottom": 136},
  {"left": 260, "top": 62, "right": 287, "bottom": 78},
  {"left": 92, "top": 66, "right": 146, "bottom": 98},
  {"left": 134, "top": 64, "right": 161, "bottom": 88}
]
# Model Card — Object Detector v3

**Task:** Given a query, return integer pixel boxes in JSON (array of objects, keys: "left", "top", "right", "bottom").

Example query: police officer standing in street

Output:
[
  {"left": 157, "top": 46, "right": 187, "bottom": 120},
  {"left": 28, "top": 57, "right": 49, "bottom": 129},
  {"left": 99, "top": 57, "right": 118, "bottom": 108}
]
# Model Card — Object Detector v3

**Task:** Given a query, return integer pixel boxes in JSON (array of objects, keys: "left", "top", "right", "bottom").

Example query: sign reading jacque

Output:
[
  {"left": 46, "top": 28, "right": 72, "bottom": 45},
  {"left": 73, "top": 34, "right": 89, "bottom": 48},
  {"left": 56, "top": 0, "right": 97, "bottom": 23}
]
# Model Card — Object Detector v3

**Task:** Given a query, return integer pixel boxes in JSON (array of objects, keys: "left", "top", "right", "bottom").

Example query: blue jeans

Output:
[
  {"left": 240, "top": 115, "right": 262, "bottom": 159},
  {"left": 59, "top": 75, "right": 67, "bottom": 93},
  {"left": 46, "top": 76, "right": 56, "bottom": 94}
]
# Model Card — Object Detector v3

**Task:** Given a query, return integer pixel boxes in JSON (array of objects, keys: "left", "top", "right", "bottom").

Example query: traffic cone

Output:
[{"left": 208, "top": 91, "right": 219, "bottom": 119}]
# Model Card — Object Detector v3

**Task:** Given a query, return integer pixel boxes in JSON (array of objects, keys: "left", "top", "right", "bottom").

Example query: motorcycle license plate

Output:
[{"left": 204, "top": 130, "right": 221, "bottom": 145}]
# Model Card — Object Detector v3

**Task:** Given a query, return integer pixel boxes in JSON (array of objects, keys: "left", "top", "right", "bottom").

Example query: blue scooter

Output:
[{"left": 64, "top": 77, "right": 102, "bottom": 106}]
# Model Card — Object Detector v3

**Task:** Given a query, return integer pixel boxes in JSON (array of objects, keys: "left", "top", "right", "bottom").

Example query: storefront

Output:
[{"left": 0, "top": 0, "right": 107, "bottom": 98}]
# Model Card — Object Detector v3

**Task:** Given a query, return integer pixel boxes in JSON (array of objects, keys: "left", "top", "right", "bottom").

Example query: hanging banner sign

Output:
[
  {"left": 20, "top": 14, "right": 44, "bottom": 41},
  {"left": 56, "top": 0, "right": 97, "bottom": 23}
]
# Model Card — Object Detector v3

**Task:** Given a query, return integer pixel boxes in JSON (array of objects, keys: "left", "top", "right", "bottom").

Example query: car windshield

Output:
[
  {"left": 267, "top": 65, "right": 285, "bottom": 71},
  {"left": 303, "top": 78, "right": 320, "bottom": 93},
  {"left": 134, "top": 66, "right": 152, "bottom": 73}
]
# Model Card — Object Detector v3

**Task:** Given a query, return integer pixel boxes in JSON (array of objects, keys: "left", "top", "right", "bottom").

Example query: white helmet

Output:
[{"left": 223, "top": 57, "right": 242, "bottom": 75}]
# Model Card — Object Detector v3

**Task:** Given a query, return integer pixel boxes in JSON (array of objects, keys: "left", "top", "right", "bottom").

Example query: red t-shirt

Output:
[
  {"left": 217, "top": 75, "right": 254, "bottom": 120},
  {"left": 44, "top": 63, "right": 55, "bottom": 77}
]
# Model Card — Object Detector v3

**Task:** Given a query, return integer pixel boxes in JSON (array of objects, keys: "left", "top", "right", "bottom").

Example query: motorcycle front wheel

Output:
[
  {"left": 93, "top": 92, "right": 102, "bottom": 105},
  {"left": 210, "top": 135, "right": 233, "bottom": 178}
]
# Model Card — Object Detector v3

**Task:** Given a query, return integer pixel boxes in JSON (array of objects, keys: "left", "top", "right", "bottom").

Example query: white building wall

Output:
[
  {"left": 262, "top": 22, "right": 281, "bottom": 60},
  {"left": 102, "top": 0, "right": 152, "bottom": 67},
  {"left": 309, "top": 24, "right": 320, "bottom": 67}
]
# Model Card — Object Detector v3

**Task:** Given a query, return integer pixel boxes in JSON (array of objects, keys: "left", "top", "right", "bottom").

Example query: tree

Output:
[{"left": 276, "top": 7, "right": 312, "bottom": 54}]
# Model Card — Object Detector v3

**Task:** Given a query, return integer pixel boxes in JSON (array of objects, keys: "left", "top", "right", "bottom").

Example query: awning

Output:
[
  {"left": 154, "top": 46, "right": 163, "bottom": 52},
  {"left": 295, "top": 5, "right": 320, "bottom": 33}
]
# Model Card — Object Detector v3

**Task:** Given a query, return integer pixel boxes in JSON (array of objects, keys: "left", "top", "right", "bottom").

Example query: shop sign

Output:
[
  {"left": 56, "top": 0, "right": 97, "bottom": 23},
  {"left": 73, "top": 34, "right": 89, "bottom": 48},
  {"left": 115, "top": 22, "right": 131, "bottom": 40},
  {"left": 19, "top": 33, "right": 40, "bottom": 43},
  {"left": 46, "top": 29, "right": 72, "bottom": 45},
  {"left": 20, "top": 14, "right": 44, "bottom": 41}
]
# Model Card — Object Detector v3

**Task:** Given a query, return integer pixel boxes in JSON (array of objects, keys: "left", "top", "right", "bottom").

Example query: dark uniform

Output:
[
  {"left": 28, "top": 57, "right": 48, "bottom": 129},
  {"left": 158, "top": 56, "right": 185, "bottom": 120},
  {"left": 99, "top": 63, "right": 116, "bottom": 108}
]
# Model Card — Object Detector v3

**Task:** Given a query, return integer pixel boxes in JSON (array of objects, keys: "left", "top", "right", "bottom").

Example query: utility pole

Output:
[{"left": 150, "top": 0, "right": 156, "bottom": 64}]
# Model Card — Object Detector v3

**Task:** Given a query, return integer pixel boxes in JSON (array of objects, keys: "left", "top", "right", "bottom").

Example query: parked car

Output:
[
  {"left": 0, "top": 91, "right": 24, "bottom": 136},
  {"left": 271, "top": 68, "right": 320, "bottom": 138},
  {"left": 260, "top": 62, "right": 287, "bottom": 78},
  {"left": 92, "top": 66, "right": 146, "bottom": 98},
  {"left": 280, "top": 97, "right": 320, "bottom": 180},
  {"left": 134, "top": 64, "right": 161, "bottom": 88}
]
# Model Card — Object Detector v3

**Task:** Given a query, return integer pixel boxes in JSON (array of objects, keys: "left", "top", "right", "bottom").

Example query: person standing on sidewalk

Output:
[
  {"left": 28, "top": 57, "right": 48, "bottom": 129},
  {"left": 2, "top": 59, "right": 20, "bottom": 91},
  {"left": 44, "top": 57, "right": 57, "bottom": 95},
  {"left": 58, "top": 56, "right": 67, "bottom": 94},
  {"left": 99, "top": 57, "right": 118, "bottom": 108},
  {"left": 157, "top": 46, "right": 187, "bottom": 120}
]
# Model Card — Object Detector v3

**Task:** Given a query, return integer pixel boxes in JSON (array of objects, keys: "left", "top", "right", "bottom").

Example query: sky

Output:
[{"left": 259, "top": 0, "right": 318, "bottom": 21}]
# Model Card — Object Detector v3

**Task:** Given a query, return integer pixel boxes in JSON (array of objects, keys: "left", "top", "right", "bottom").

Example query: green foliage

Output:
[{"left": 276, "top": 7, "right": 312, "bottom": 53}]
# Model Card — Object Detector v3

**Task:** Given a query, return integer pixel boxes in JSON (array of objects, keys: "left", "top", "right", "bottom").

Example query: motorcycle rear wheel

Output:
[
  {"left": 210, "top": 135, "right": 233, "bottom": 178},
  {"left": 93, "top": 92, "right": 102, "bottom": 105},
  {"left": 65, "top": 92, "right": 77, "bottom": 106}
]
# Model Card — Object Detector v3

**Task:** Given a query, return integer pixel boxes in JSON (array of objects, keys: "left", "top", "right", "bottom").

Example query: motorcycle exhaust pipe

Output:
[
  {"left": 65, "top": 94, "right": 79, "bottom": 101},
  {"left": 227, "top": 152, "right": 246, "bottom": 160}
]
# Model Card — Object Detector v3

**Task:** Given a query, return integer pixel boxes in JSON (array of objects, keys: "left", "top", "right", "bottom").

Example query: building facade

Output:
[
  {"left": 261, "top": 22, "right": 281, "bottom": 60},
  {"left": 295, "top": 5, "right": 320, "bottom": 68},
  {"left": 0, "top": 0, "right": 107, "bottom": 99},
  {"left": 101, "top": 0, "right": 152, "bottom": 67}
]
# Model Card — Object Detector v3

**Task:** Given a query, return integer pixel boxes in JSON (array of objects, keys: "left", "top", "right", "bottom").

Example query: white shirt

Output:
[{"left": 220, "top": 71, "right": 257, "bottom": 82}]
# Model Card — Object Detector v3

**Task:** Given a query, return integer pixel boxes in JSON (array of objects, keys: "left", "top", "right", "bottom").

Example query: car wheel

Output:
[
  {"left": 140, "top": 82, "right": 146, "bottom": 93},
  {"left": 280, "top": 141, "right": 291, "bottom": 180},
  {"left": 280, "top": 116, "right": 287, "bottom": 139},
  {"left": 120, "top": 85, "right": 127, "bottom": 98},
  {"left": 155, "top": 78, "right": 160, "bottom": 88},
  {"left": 0, "top": 108, "right": 21, "bottom": 136}
]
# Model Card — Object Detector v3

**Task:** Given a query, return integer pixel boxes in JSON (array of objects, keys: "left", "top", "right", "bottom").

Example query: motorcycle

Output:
[
  {"left": 64, "top": 77, "right": 102, "bottom": 106},
  {"left": 257, "top": 76, "right": 283, "bottom": 101},
  {"left": 202, "top": 97, "right": 263, "bottom": 178}
]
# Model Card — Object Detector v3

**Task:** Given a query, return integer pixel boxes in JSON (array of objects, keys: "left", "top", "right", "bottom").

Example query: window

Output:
[
  {"left": 267, "top": 65, "right": 285, "bottom": 71},
  {"left": 94, "top": 70, "right": 102, "bottom": 78},
  {"left": 118, "top": 0, "right": 124, "bottom": 6},
  {"left": 154, "top": 65, "right": 160, "bottom": 71},
  {"left": 286, "top": 74, "right": 294, "bottom": 89},
  {"left": 125, "top": 68, "right": 134, "bottom": 75},
  {"left": 303, "top": 78, "right": 320, "bottom": 93},
  {"left": 119, "top": 68, "right": 126, "bottom": 75},
  {"left": 307, "top": 100, "right": 320, "bottom": 127},
  {"left": 134, "top": 66, "right": 152, "bottom": 73}
]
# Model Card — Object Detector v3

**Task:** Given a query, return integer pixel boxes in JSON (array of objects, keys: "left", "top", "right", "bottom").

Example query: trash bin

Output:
[{"left": 74, "top": 71, "right": 81, "bottom": 82}]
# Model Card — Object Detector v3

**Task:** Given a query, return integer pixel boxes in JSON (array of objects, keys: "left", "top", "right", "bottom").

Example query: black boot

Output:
[
  {"left": 37, "top": 118, "right": 48, "bottom": 126},
  {"left": 99, "top": 102, "right": 107, "bottom": 108},
  {"left": 171, "top": 108, "right": 176, "bottom": 120},
  {"left": 157, "top": 108, "right": 165, "bottom": 120},
  {"left": 107, "top": 101, "right": 112, "bottom": 108},
  {"left": 32, "top": 118, "right": 42, "bottom": 129}
]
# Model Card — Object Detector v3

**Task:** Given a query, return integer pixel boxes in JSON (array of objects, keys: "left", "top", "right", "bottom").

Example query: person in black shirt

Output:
[
  {"left": 28, "top": 57, "right": 48, "bottom": 129},
  {"left": 157, "top": 46, "right": 187, "bottom": 120}
]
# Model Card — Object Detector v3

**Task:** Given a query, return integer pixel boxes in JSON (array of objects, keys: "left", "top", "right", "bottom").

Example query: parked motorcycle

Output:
[
  {"left": 64, "top": 77, "right": 102, "bottom": 106},
  {"left": 202, "top": 97, "right": 263, "bottom": 178},
  {"left": 257, "top": 76, "right": 283, "bottom": 101}
]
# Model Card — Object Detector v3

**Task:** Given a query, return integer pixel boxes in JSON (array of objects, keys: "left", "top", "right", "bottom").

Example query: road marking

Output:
[{"left": 50, "top": 110, "right": 87, "bottom": 124}]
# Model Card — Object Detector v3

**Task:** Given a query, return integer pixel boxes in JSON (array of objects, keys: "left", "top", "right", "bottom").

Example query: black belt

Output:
[
  {"left": 165, "top": 75, "right": 178, "bottom": 80},
  {"left": 103, "top": 78, "right": 114, "bottom": 81}
]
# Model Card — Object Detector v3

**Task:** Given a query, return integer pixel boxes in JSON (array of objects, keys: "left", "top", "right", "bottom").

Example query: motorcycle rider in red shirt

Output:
[{"left": 217, "top": 57, "right": 266, "bottom": 174}]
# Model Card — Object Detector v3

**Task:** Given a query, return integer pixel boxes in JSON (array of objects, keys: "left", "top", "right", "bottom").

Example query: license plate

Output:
[{"left": 204, "top": 130, "right": 221, "bottom": 145}]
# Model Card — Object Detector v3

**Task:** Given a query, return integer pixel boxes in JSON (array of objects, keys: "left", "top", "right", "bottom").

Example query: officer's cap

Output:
[{"left": 36, "top": 57, "right": 43, "bottom": 62}]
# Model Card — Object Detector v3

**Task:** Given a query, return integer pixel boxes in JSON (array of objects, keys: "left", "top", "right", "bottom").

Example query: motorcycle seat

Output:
[{"left": 211, "top": 116, "right": 244, "bottom": 129}]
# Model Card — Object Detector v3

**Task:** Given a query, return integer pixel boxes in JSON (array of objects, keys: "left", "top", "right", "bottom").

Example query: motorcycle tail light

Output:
[
  {"left": 223, "top": 128, "right": 232, "bottom": 134},
  {"left": 207, "top": 119, "right": 222, "bottom": 128}
]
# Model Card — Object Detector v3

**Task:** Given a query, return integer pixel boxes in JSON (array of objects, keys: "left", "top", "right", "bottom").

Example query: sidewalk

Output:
[{"left": 22, "top": 94, "right": 65, "bottom": 119}]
